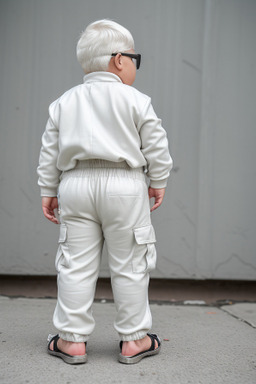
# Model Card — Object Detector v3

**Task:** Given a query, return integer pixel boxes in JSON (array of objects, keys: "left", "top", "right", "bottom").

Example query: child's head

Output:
[{"left": 77, "top": 20, "right": 135, "bottom": 75}]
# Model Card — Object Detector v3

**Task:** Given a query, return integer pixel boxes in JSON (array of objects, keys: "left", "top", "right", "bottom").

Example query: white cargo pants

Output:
[{"left": 53, "top": 160, "right": 157, "bottom": 342}]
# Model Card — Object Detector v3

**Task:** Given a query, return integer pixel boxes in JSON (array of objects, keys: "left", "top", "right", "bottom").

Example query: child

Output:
[{"left": 37, "top": 19, "right": 173, "bottom": 365}]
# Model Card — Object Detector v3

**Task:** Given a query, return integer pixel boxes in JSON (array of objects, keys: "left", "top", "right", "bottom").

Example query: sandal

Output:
[
  {"left": 118, "top": 333, "right": 161, "bottom": 364},
  {"left": 47, "top": 334, "right": 87, "bottom": 365}
]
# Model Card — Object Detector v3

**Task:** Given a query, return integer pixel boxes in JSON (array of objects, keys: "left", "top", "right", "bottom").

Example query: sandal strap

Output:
[
  {"left": 147, "top": 333, "right": 161, "bottom": 351},
  {"left": 53, "top": 335, "right": 61, "bottom": 352}
]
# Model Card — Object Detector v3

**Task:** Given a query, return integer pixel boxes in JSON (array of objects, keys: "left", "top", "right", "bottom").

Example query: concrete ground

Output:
[{"left": 0, "top": 295, "right": 256, "bottom": 384}]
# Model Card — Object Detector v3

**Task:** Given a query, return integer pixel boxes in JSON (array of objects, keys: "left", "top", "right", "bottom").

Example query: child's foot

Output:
[
  {"left": 119, "top": 333, "right": 161, "bottom": 364},
  {"left": 49, "top": 337, "right": 86, "bottom": 356},
  {"left": 47, "top": 334, "right": 87, "bottom": 364},
  {"left": 121, "top": 334, "right": 159, "bottom": 356}
]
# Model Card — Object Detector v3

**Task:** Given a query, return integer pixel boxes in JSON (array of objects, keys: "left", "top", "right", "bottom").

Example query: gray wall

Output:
[{"left": 0, "top": 0, "right": 256, "bottom": 279}]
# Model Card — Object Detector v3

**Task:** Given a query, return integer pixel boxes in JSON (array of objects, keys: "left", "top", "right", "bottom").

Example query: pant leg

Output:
[
  {"left": 53, "top": 175, "right": 103, "bottom": 342},
  {"left": 98, "top": 170, "right": 157, "bottom": 341}
]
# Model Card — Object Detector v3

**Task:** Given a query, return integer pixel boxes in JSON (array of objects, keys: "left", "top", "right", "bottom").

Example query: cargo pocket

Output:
[
  {"left": 55, "top": 223, "right": 71, "bottom": 272},
  {"left": 132, "top": 225, "right": 157, "bottom": 273}
]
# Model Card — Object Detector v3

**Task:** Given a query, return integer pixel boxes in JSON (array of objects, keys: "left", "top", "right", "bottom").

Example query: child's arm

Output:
[
  {"left": 148, "top": 187, "right": 165, "bottom": 212},
  {"left": 37, "top": 101, "right": 61, "bottom": 198},
  {"left": 138, "top": 99, "right": 173, "bottom": 197},
  {"left": 38, "top": 101, "right": 62, "bottom": 223}
]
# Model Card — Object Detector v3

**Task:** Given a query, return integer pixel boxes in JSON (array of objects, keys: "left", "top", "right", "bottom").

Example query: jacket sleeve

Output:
[
  {"left": 37, "top": 102, "right": 61, "bottom": 197},
  {"left": 138, "top": 99, "right": 173, "bottom": 188}
]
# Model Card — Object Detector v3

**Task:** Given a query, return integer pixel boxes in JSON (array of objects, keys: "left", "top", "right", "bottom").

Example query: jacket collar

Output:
[{"left": 83, "top": 72, "right": 122, "bottom": 84}]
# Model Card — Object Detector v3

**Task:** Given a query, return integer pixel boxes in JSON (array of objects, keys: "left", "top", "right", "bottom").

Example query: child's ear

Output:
[{"left": 114, "top": 53, "right": 123, "bottom": 70}]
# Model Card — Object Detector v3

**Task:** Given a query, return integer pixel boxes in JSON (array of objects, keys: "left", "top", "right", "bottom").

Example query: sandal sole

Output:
[{"left": 48, "top": 348, "right": 87, "bottom": 364}]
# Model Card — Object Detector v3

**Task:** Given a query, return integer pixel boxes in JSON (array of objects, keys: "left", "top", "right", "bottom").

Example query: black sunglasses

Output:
[{"left": 111, "top": 53, "right": 141, "bottom": 70}]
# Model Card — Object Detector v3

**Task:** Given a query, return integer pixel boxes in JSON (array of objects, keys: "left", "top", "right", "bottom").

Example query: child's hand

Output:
[
  {"left": 42, "top": 196, "right": 59, "bottom": 224},
  {"left": 148, "top": 187, "right": 165, "bottom": 212}
]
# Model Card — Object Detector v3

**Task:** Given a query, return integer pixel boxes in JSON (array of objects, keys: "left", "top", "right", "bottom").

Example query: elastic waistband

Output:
[
  {"left": 61, "top": 160, "right": 145, "bottom": 181},
  {"left": 75, "top": 159, "right": 133, "bottom": 170}
]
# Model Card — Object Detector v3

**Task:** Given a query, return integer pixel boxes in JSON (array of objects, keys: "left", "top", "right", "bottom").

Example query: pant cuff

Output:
[
  {"left": 119, "top": 330, "right": 148, "bottom": 342},
  {"left": 59, "top": 331, "right": 89, "bottom": 343}
]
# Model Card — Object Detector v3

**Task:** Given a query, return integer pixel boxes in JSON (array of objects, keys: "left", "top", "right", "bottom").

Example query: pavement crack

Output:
[{"left": 220, "top": 306, "right": 256, "bottom": 329}]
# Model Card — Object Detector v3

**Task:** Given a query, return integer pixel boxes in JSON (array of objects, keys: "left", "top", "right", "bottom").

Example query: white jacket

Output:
[{"left": 37, "top": 72, "right": 173, "bottom": 196}]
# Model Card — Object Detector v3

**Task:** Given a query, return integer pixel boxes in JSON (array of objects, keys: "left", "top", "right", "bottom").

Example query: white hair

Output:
[{"left": 76, "top": 19, "right": 135, "bottom": 74}]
